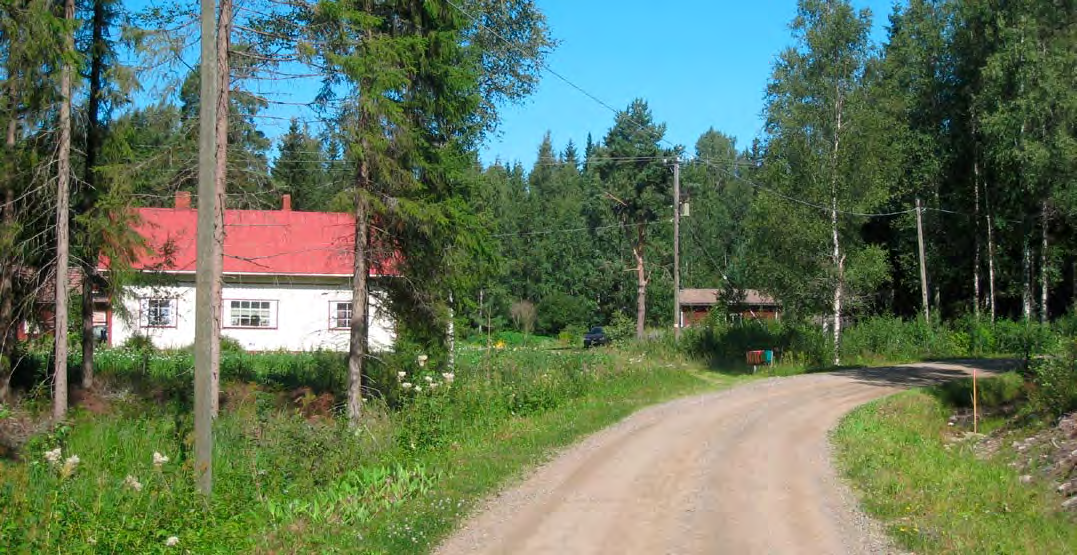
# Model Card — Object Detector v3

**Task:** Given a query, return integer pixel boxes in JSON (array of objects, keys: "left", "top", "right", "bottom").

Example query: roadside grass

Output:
[
  {"left": 1, "top": 345, "right": 736, "bottom": 553},
  {"left": 834, "top": 384, "right": 1077, "bottom": 554}
]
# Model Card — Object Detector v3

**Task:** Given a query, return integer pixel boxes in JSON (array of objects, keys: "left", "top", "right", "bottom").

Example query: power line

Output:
[
  {"left": 692, "top": 157, "right": 918, "bottom": 218},
  {"left": 491, "top": 218, "right": 669, "bottom": 238}
]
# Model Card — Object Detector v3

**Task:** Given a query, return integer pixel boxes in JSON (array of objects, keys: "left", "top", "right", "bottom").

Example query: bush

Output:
[
  {"left": 1027, "top": 341, "right": 1077, "bottom": 419},
  {"left": 682, "top": 316, "right": 829, "bottom": 369},
  {"left": 120, "top": 334, "right": 156, "bottom": 353},
  {"left": 932, "top": 372, "right": 1025, "bottom": 410}
]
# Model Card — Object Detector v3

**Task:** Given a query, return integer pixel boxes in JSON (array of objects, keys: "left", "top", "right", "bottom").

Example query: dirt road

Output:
[{"left": 435, "top": 360, "right": 1010, "bottom": 555}]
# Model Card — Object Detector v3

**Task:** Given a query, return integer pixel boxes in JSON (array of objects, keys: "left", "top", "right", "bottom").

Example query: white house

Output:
[{"left": 99, "top": 192, "right": 395, "bottom": 352}]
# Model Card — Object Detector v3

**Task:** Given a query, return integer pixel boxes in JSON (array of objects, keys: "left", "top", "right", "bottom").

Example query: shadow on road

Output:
[{"left": 831, "top": 359, "right": 1021, "bottom": 389}]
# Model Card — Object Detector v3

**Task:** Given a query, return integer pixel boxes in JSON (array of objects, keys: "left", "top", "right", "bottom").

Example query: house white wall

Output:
[{"left": 110, "top": 277, "right": 394, "bottom": 352}]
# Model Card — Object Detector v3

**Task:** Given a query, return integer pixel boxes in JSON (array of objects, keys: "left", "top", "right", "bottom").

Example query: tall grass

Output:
[
  {"left": 835, "top": 387, "right": 1077, "bottom": 553},
  {"left": 682, "top": 314, "right": 1065, "bottom": 370},
  {"left": 1, "top": 344, "right": 726, "bottom": 553}
]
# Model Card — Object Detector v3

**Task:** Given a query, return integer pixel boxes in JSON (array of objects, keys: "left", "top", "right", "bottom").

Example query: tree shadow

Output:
[{"left": 830, "top": 359, "right": 1021, "bottom": 389}]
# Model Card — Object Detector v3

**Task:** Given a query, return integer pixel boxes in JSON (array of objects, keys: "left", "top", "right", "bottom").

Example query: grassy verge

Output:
[
  {"left": 351, "top": 358, "right": 732, "bottom": 554},
  {"left": 834, "top": 387, "right": 1077, "bottom": 554},
  {"left": 1, "top": 348, "right": 737, "bottom": 553}
]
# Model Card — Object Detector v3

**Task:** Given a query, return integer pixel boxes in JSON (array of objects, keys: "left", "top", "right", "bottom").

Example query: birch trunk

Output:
[
  {"left": 53, "top": 0, "right": 75, "bottom": 421},
  {"left": 831, "top": 197, "right": 842, "bottom": 366},
  {"left": 633, "top": 224, "right": 647, "bottom": 340},
  {"left": 986, "top": 190, "right": 997, "bottom": 322},
  {"left": 973, "top": 145, "right": 982, "bottom": 318},
  {"left": 1040, "top": 204, "right": 1049, "bottom": 323},
  {"left": 830, "top": 86, "right": 844, "bottom": 367},
  {"left": 1022, "top": 232, "right": 1033, "bottom": 321}
]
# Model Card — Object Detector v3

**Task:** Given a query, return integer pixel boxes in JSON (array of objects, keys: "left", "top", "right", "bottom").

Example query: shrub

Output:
[
  {"left": 220, "top": 336, "right": 246, "bottom": 353},
  {"left": 932, "top": 372, "right": 1025, "bottom": 410},
  {"left": 605, "top": 312, "right": 636, "bottom": 342},
  {"left": 120, "top": 334, "right": 156, "bottom": 353},
  {"left": 1027, "top": 341, "right": 1077, "bottom": 419}
]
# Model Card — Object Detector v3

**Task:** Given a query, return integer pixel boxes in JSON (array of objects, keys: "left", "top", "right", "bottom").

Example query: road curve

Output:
[{"left": 435, "top": 360, "right": 1011, "bottom": 555}]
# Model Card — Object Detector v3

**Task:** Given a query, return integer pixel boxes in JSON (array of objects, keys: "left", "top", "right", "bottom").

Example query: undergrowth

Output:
[
  {"left": 834, "top": 380, "right": 1077, "bottom": 554},
  {"left": 0, "top": 345, "right": 727, "bottom": 553}
]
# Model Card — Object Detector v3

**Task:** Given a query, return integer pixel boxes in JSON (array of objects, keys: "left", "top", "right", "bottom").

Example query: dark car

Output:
[{"left": 583, "top": 327, "right": 610, "bottom": 348}]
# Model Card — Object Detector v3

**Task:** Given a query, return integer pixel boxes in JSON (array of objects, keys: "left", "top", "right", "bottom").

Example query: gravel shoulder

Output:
[{"left": 435, "top": 360, "right": 1006, "bottom": 555}]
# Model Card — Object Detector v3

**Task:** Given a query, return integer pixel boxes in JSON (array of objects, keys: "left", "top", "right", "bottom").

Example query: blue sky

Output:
[{"left": 479, "top": 0, "right": 899, "bottom": 167}]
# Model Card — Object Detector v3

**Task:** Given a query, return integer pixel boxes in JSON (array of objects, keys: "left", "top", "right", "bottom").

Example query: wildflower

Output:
[
  {"left": 153, "top": 452, "right": 170, "bottom": 468},
  {"left": 429, "top": 382, "right": 439, "bottom": 390},
  {"left": 397, "top": 371, "right": 407, "bottom": 380},
  {"left": 165, "top": 536, "right": 179, "bottom": 547},
  {"left": 401, "top": 382, "right": 413, "bottom": 390},
  {"left": 414, "top": 386, "right": 423, "bottom": 393},
  {"left": 87, "top": 537, "right": 97, "bottom": 545},
  {"left": 424, "top": 376, "right": 433, "bottom": 383},
  {"left": 442, "top": 372, "right": 455, "bottom": 383},
  {"left": 44, "top": 447, "right": 63, "bottom": 465},
  {"left": 123, "top": 474, "right": 143, "bottom": 492},
  {"left": 60, "top": 455, "right": 80, "bottom": 478},
  {"left": 417, "top": 354, "right": 428, "bottom": 367}
]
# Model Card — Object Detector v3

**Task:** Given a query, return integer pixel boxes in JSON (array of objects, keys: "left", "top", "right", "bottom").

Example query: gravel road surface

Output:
[{"left": 435, "top": 360, "right": 1010, "bottom": 555}]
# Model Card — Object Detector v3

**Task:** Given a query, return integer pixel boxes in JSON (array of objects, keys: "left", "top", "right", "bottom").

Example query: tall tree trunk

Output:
[
  {"left": 830, "top": 89, "right": 844, "bottom": 366},
  {"left": 831, "top": 196, "right": 842, "bottom": 366},
  {"left": 972, "top": 139, "right": 982, "bottom": 318},
  {"left": 347, "top": 182, "right": 369, "bottom": 426},
  {"left": 633, "top": 224, "right": 647, "bottom": 340},
  {"left": 1040, "top": 204, "right": 1049, "bottom": 323},
  {"left": 986, "top": 188, "right": 997, "bottom": 322},
  {"left": 80, "top": 0, "right": 108, "bottom": 390},
  {"left": 1, "top": 87, "right": 17, "bottom": 403},
  {"left": 209, "top": 0, "right": 232, "bottom": 417},
  {"left": 53, "top": 0, "right": 75, "bottom": 421},
  {"left": 1022, "top": 231, "right": 1033, "bottom": 321}
]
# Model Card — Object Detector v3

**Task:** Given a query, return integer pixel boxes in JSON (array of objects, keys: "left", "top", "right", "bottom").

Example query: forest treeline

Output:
[
  {"left": 469, "top": 0, "right": 1077, "bottom": 366},
  {"left": 2, "top": 0, "right": 1076, "bottom": 382}
]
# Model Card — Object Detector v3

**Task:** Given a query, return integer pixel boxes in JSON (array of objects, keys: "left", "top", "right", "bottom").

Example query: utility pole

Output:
[
  {"left": 673, "top": 157, "right": 681, "bottom": 340},
  {"left": 194, "top": 0, "right": 219, "bottom": 496},
  {"left": 915, "top": 197, "right": 930, "bottom": 323}
]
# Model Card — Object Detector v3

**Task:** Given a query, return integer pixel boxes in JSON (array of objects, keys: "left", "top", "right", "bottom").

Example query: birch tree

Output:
[{"left": 749, "top": 0, "right": 893, "bottom": 364}]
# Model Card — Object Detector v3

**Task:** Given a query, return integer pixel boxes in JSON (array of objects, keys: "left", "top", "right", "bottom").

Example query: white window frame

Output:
[
  {"left": 140, "top": 298, "right": 177, "bottom": 328},
  {"left": 225, "top": 299, "right": 277, "bottom": 329},
  {"left": 329, "top": 301, "right": 352, "bottom": 330}
]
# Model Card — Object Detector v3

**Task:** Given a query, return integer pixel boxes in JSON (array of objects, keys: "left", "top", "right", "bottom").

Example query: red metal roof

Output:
[{"left": 107, "top": 205, "right": 396, "bottom": 277}]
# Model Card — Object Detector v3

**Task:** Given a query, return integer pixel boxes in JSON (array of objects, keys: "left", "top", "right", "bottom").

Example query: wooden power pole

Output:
[
  {"left": 915, "top": 197, "right": 930, "bottom": 323},
  {"left": 673, "top": 157, "right": 681, "bottom": 340},
  {"left": 194, "top": 0, "right": 219, "bottom": 496}
]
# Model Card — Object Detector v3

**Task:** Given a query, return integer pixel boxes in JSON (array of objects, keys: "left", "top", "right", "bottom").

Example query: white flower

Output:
[
  {"left": 60, "top": 455, "right": 80, "bottom": 478},
  {"left": 44, "top": 447, "right": 62, "bottom": 465},
  {"left": 414, "top": 386, "right": 422, "bottom": 393},
  {"left": 397, "top": 371, "right": 407, "bottom": 380},
  {"left": 442, "top": 372, "right": 455, "bottom": 383},
  {"left": 424, "top": 376, "right": 433, "bottom": 383},
  {"left": 165, "top": 536, "right": 179, "bottom": 547},
  {"left": 153, "top": 452, "right": 170, "bottom": 468},
  {"left": 429, "top": 382, "right": 439, "bottom": 390},
  {"left": 401, "top": 382, "right": 413, "bottom": 390},
  {"left": 123, "top": 474, "right": 143, "bottom": 492},
  {"left": 417, "top": 354, "right": 428, "bottom": 367}
]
